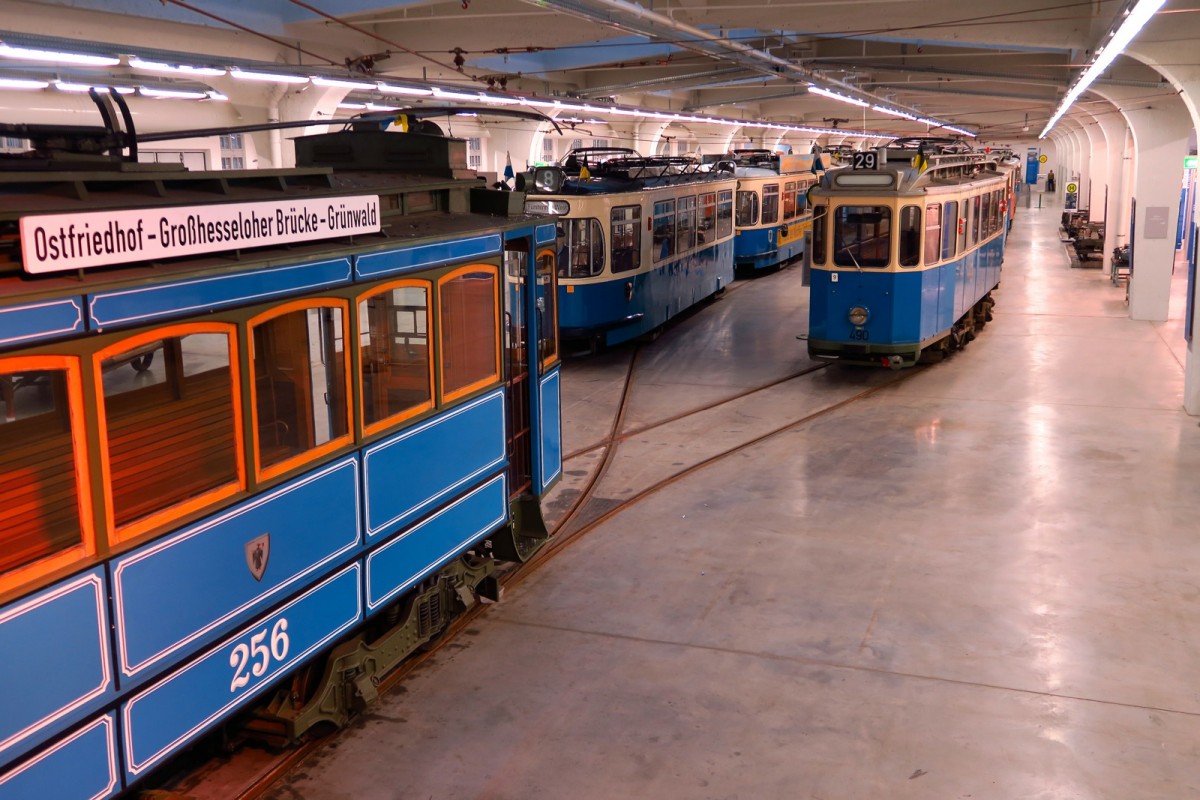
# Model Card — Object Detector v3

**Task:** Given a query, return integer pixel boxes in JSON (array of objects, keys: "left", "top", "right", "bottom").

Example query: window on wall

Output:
[
  {"left": 560, "top": 218, "right": 605, "bottom": 278},
  {"left": 653, "top": 199, "right": 676, "bottom": 262},
  {"left": 924, "top": 203, "right": 942, "bottom": 265},
  {"left": 358, "top": 283, "right": 433, "bottom": 432},
  {"left": 736, "top": 191, "right": 759, "bottom": 227},
  {"left": 221, "top": 156, "right": 245, "bottom": 170},
  {"left": 898, "top": 205, "right": 921, "bottom": 268},
  {"left": 219, "top": 133, "right": 243, "bottom": 150},
  {"left": 610, "top": 205, "right": 641, "bottom": 273},
  {"left": 761, "top": 184, "right": 780, "bottom": 225},
  {"left": 676, "top": 195, "right": 697, "bottom": 253},
  {"left": 542, "top": 138, "right": 554, "bottom": 162},
  {"left": 253, "top": 306, "right": 350, "bottom": 478},
  {"left": 1, "top": 361, "right": 86, "bottom": 579},
  {"left": 101, "top": 330, "right": 240, "bottom": 532},
  {"left": 592, "top": 138, "right": 609, "bottom": 149},
  {"left": 570, "top": 138, "right": 583, "bottom": 151},
  {"left": 439, "top": 267, "right": 500, "bottom": 402},
  {"left": 716, "top": 189, "right": 734, "bottom": 238},
  {"left": 941, "top": 201, "right": 959, "bottom": 262}
]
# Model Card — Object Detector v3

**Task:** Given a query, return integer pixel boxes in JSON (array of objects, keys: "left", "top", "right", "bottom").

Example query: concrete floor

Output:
[{"left": 265, "top": 205, "right": 1200, "bottom": 800}]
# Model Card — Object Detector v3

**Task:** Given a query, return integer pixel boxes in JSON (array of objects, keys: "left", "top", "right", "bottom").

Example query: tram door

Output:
[{"left": 503, "top": 240, "right": 533, "bottom": 498}]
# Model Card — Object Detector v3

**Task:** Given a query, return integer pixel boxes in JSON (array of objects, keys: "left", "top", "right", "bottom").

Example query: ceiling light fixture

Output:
[
  {"left": 0, "top": 76, "right": 49, "bottom": 90},
  {"left": 230, "top": 67, "right": 309, "bottom": 84},
  {"left": 139, "top": 86, "right": 210, "bottom": 99},
  {"left": 128, "top": 57, "right": 224, "bottom": 77},
  {"left": 0, "top": 42, "right": 119, "bottom": 66},
  {"left": 378, "top": 82, "right": 433, "bottom": 96},
  {"left": 54, "top": 81, "right": 135, "bottom": 94},
  {"left": 1040, "top": 0, "right": 1165, "bottom": 138},
  {"left": 312, "top": 76, "right": 377, "bottom": 90},
  {"left": 809, "top": 86, "right": 870, "bottom": 108}
]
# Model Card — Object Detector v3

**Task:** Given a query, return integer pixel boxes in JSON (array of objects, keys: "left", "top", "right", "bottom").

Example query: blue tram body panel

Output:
[
  {"left": 121, "top": 565, "right": 362, "bottom": 782},
  {"left": 362, "top": 389, "right": 506, "bottom": 540},
  {"left": 366, "top": 474, "right": 507, "bottom": 612},
  {"left": 355, "top": 236, "right": 502, "bottom": 279},
  {"left": 0, "top": 567, "right": 114, "bottom": 766},
  {"left": 87, "top": 258, "right": 353, "bottom": 329},
  {"left": 559, "top": 241, "right": 734, "bottom": 346},
  {"left": 0, "top": 298, "right": 84, "bottom": 349},
  {"left": 734, "top": 227, "right": 804, "bottom": 270},
  {"left": 111, "top": 457, "right": 361, "bottom": 681},
  {"left": 537, "top": 369, "right": 563, "bottom": 492},
  {"left": 0, "top": 714, "right": 120, "bottom": 800}
]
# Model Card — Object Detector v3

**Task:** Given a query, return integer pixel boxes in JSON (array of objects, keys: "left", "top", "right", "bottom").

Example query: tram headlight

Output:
[{"left": 848, "top": 306, "right": 869, "bottom": 326}]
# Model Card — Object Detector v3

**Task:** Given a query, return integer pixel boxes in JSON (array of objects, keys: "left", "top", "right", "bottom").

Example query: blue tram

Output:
[
  {"left": 807, "top": 143, "right": 1010, "bottom": 367},
  {"left": 0, "top": 126, "right": 561, "bottom": 798},
  {"left": 731, "top": 150, "right": 820, "bottom": 271},
  {"left": 521, "top": 151, "right": 736, "bottom": 347}
]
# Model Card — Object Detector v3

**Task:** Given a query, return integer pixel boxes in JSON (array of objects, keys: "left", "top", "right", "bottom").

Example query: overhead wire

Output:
[{"left": 158, "top": 0, "right": 339, "bottom": 65}]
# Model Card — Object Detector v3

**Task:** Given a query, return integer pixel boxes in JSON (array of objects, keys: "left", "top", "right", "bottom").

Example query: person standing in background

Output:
[{"left": 1046, "top": 170, "right": 1056, "bottom": 193}]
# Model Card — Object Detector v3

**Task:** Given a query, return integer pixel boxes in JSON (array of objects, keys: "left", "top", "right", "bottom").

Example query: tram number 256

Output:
[
  {"left": 849, "top": 328, "right": 870, "bottom": 341},
  {"left": 229, "top": 618, "right": 290, "bottom": 692},
  {"left": 851, "top": 152, "right": 879, "bottom": 171}
]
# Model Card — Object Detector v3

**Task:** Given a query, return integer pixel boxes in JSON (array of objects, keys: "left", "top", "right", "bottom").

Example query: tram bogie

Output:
[{"left": 0, "top": 122, "right": 562, "bottom": 797}]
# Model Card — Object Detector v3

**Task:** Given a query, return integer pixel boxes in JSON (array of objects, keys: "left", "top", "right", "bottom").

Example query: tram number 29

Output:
[
  {"left": 229, "top": 618, "right": 290, "bottom": 692},
  {"left": 849, "top": 328, "right": 870, "bottom": 341},
  {"left": 851, "top": 152, "right": 879, "bottom": 171}
]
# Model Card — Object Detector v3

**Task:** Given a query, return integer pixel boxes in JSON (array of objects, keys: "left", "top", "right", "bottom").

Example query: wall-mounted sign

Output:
[
  {"left": 1185, "top": 155, "right": 1198, "bottom": 170},
  {"left": 1038, "top": 154, "right": 1048, "bottom": 164},
  {"left": 1066, "top": 183, "right": 1078, "bottom": 194}
]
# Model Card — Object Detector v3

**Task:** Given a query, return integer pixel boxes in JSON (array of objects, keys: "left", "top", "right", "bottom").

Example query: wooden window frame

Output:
[
  {"left": 0, "top": 355, "right": 94, "bottom": 593},
  {"left": 249, "top": 300, "right": 354, "bottom": 484},
  {"left": 355, "top": 279, "right": 436, "bottom": 438},
  {"left": 537, "top": 248, "right": 560, "bottom": 373},
  {"left": 437, "top": 264, "right": 502, "bottom": 405},
  {"left": 93, "top": 323, "right": 244, "bottom": 543}
]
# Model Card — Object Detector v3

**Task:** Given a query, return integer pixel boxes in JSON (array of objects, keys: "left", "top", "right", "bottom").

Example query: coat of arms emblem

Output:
[{"left": 245, "top": 534, "right": 270, "bottom": 582}]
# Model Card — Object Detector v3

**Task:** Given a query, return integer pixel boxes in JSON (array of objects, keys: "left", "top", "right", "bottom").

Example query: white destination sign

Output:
[{"left": 19, "top": 195, "right": 381, "bottom": 274}]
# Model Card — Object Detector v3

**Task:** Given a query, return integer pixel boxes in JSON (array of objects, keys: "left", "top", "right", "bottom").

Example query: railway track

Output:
[{"left": 156, "top": 278, "right": 916, "bottom": 800}]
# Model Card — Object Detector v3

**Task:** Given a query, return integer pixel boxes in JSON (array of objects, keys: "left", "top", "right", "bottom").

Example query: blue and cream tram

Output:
[
  {"left": 807, "top": 143, "right": 1009, "bottom": 367},
  {"left": 522, "top": 153, "right": 736, "bottom": 347},
  {"left": 0, "top": 126, "right": 561, "bottom": 798},
  {"left": 731, "top": 151, "right": 820, "bottom": 271}
]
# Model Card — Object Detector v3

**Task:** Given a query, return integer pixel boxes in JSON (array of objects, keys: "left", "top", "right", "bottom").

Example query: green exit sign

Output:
[{"left": 1186, "top": 155, "right": 1198, "bottom": 169}]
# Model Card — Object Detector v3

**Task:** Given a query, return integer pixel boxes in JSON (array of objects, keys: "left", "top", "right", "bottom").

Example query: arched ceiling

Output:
[{"left": 0, "top": 0, "right": 1195, "bottom": 145}]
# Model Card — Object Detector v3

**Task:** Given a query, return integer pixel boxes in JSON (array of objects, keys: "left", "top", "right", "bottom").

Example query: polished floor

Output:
[{"left": 265, "top": 204, "right": 1200, "bottom": 800}]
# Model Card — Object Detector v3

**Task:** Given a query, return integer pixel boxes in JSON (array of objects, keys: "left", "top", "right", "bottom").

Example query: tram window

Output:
[
  {"left": 782, "top": 182, "right": 798, "bottom": 221},
  {"left": 610, "top": 205, "right": 641, "bottom": 273},
  {"left": 358, "top": 282, "right": 433, "bottom": 433},
  {"left": 941, "top": 201, "right": 959, "bottom": 261},
  {"left": 102, "top": 330, "right": 240, "bottom": 532},
  {"left": 1, "top": 363, "right": 86, "bottom": 580},
  {"left": 653, "top": 199, "right": 676, "bottom": 263},
  {"left": 833, "top": 205, "right": 891, "bottom": 268},
  {"left": 798, "top": 182, "right": 810, "bottom": 215},
  {"left": 561, "top": 218, "right": 605, "bottom": 278},
  {"left": 991, "top": 190, "right": 1002, "bottom": 234},
  {"left": 761, "top": 184, "right": 780, "bottom": 225},
  {"left": 253, "top": 306, "right": 350, "bottom": 479},
  {"left": 972, "top": 195, "right": 982, "bottom": 243},
  {"left": 716, "top": 190, "right": 734, "bottom": 238},
  {"left": 677, "top": 195, "right": 697, "bottom": 253},
  {"left": 980, "top": 194, "right": 992, "bottom": 238},
  {"left": 697, "top": 192, "right": 717, "bottom": 244},
  {"left": 536, "top": 251, "right": 559, "bottom": 371},
  {"left": 957, "top": 201, "right": 969, "bottom": 253},
  {"left": 439, "top": 266, "right": 500, "bottom": 403},
  {"left": 924, "top": 203, "right": 942, "bottom": 265},
  {"left": 898, "top": 205, "right": 921, "bottom": 268},
  {"left": 736, "top": 190, "right": 759, "bottom": 227},
  {"left": 811, "top": 204, "right": 827, "bottom": 266}
]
